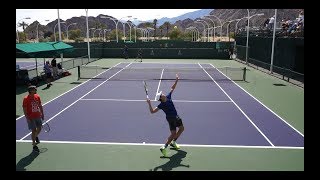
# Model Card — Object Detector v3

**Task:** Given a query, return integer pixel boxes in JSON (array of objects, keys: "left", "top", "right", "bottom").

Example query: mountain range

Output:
[
  {"left": 146, "top": 9, "right": 214, "bottom": 26},
  {"left": 22, "top": 9, "right": 303, "bottom": 39}
]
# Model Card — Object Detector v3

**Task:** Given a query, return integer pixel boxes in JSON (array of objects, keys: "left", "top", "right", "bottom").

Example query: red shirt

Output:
[{"left": 23, "top": 94, "right": 42, "bottom": 119}]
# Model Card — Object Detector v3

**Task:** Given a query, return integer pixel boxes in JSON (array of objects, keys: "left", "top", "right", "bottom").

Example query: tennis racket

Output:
[
  {"left": 143, "top": 80, "right": 149, "bottom": 99},
  {"left": 42, "top": 119, "right": 50, "bottom": 133}
]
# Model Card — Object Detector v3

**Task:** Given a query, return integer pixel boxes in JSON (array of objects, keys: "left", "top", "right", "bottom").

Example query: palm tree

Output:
[
  {"left": 18, "top": 21, "right": 29, "bottom": 41},
  {"left": 18, "top": 21, "right": 28, "bottom": 31},
  {"left": 153, "top": 19, "right": 157, "bottom": 39},
  {"left": 159, "top": 26, "right": 163, "bottom": 38},
  {"left": 163, "top": 21, "right": 171, "bottom": 40}
]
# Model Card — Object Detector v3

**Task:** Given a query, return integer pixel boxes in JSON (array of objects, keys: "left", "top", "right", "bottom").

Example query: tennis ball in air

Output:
[
  {"left": 143, "top": 142, "right": 145, "bottom": 144},
  {"left": 174, "top": 26, "right": 177, "bottom": 29}
]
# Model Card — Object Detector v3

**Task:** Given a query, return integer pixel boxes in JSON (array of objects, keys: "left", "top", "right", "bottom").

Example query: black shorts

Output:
[{"left": 166, "top": 115, "right": 183, "bottom": 131}]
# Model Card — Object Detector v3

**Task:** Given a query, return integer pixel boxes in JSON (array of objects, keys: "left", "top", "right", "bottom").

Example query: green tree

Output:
[
  {"left": 69, "top": 29, "right": 81, "bottom": 40},
  {"left": 50, "top": 32, "right": 65, "bottom": 41},
  {"left": 163, "top": 21, "right": 171, "bottom": 40},
  {"left": 17, "top": 32, "right": 27, "bottom": 43},
  {"left": 44, "top": 31, "right": 53, "bottom": 38},
  {"left": 109, "top": 29, "right": 123, "bottom": 41},
  {"left": 159, "top": 26, "right": 163, "bottom": 38},
  {"left": 17, "top": 21, "right": 29, "bottom": 41},
  {"left": 153, "top": 19, "right": 157, "bottom": 38},
  {"left": 168, "top": 28, "right": 182, "bottom": 40},
  {"left": 229, "top": 32, "right": 235, "bottom": 41}
]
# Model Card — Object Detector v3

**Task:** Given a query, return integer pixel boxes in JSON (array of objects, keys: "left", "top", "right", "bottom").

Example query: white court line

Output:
[
  {"left": 19, "top": 64, "right": 39, "bottom": 69},
  {"left": 80, "top": 98, "right": 232, "bottom": 103},
  {"left": 155, "top": 69, "right": 164, "bottom": 100},
  {"left": 19, "top": 63, "right": 133, "bottom": 140},
  {"left": 130, "top": 62, "right": 212, "bottom": 65},
  {"left": 16, "top": 140, "right": 303, "bottom": 150},
  {"left": 16, "top": 62, "right": 122, "bottom": 121},
  {"left": 198, "top": 63, "right": 275, "bottom": 147},
  {"left": 210, "top": 64, "right": 304, "bottom": 137}
]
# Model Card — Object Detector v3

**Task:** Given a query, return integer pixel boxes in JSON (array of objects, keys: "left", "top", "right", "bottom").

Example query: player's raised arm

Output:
[
  {"left": 170, "top": 74, "right": 179, "bottom": 93},
  {"left": 147, "top": 98, "right": 159, "bottom": 114}
]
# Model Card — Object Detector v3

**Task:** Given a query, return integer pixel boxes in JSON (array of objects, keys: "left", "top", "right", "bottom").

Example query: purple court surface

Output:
[{"left": 16, "top": 62, "right": 304, "bottom": 148}]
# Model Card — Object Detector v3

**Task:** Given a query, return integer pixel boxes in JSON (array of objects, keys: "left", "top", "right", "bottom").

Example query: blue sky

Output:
[{"left": 16, "top": 9, "right": 200, "bottom": 31}]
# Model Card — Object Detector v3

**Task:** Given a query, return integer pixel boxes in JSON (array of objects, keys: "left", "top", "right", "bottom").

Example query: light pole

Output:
[
  {"left": 119, "top": 16, "right": 132, "bottom": 42},
  {"left": 186, "top": 27, "right": 196, "bottom": 42},
  {"left": 235, "top": 17, "right": 247, "bottom": 35},
  {"left": 202, "top": 17, "right": 216, "bottom": 42},
  {"left": 126, "top": 21, "right": 132, "bottom": 42},
  {"left": 66, "top": 23, "right": 77, "bottom": 40},
  {"left": 204, "top": 15, "right": 222, "bottom": 37},
  {"left": 36, "top": 19, "right": 49, "bottom": 42},
  {"left": 98, "top": 29, "right": 103, "bottom": 40},
  {"left": 89, "top": 28, "right": 95, "bottom": 39},
  {"left": 246, "top": 9, "right": 250, "bottom": 65},
  {"left": 194, "top": 21, "right": 206, "bottom": 42},
  {"left": 54, "top": 21, "right": 66, "bottom": 42},
  {"left": 16, "top": 17, "right": 31, "bottom": 43},
  {"left": 146, "top": 27, "right": 154, "bottom": 42},
  {"left": 246, "top": 10, "right": 264, "bottom": 64},
  {"left": 101, "top": 16, "right": 118, "bottom": 42},
  {"left": 103, "top": 29, "right": 111, "bottom": 42},
  {"left": 227, "top": 19, "right": 238, "bottom": 42},
  {"left": 85, "top": 9, "right": 91, "bottom": 62},
  {"left": 270, "top": 9, "right": 277, "bottom": 73},
  {"left": 137, "top": 28, "right": 146, "bottom": 42},
  {"left": 93, "top": 28, "right": 101, "bottom": 40},
  {"left": 187, "top": 26, "right": 200, "bottom": 42},
  {"left": 126, "top": 18, "right": 137, "bottom": 42},
  {"left": 197, "top": 20, "right": 210, "bottom": 42},
  {"left": 225, "top": 19, "right": 238, "bottom": 42},
  {"left": 128, "top": 22, "right": 137, "bottom": 42}
]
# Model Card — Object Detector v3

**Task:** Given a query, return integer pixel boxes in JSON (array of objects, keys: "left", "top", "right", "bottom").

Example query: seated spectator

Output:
[
  {"left": 264, "top": 18, "right": 270, "bottom": 29},
  {"left": 43, "top": 61, "right": 53, "bottom": 88},
  {"left": 268, "top": 16, "right": 275, "bottom": 30},
  {"left": 51, "top": 57, "right": 58, "bottom": 79}
]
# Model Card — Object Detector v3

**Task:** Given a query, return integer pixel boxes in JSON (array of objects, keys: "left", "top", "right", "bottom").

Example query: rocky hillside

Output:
[{"left": 23, "top": 9, "right": 303, "bottom": 39}]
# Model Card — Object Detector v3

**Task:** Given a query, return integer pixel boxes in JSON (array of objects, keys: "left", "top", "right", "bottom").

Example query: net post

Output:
[
  {"left": 243, "top": 67, "right": 247, "bottom": 81},
  {"left": 77, "top": 66, "right": 80, "bottom": 80}
]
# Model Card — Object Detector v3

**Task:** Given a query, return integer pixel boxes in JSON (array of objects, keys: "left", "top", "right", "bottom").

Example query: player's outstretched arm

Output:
[{"left": 170, "top": 74, "right": 179, "bottom": 93}]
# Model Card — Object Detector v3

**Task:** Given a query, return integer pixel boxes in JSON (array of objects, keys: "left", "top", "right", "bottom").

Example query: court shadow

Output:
[
  {"left": 16, "top": 150, "right": 40, "bottom": 171},
  {"left": 41, "top": 86, "right": 50, "bottom": 90},
  {"left": 70, "top": 81, "right": 82, "bottom": 84},
  {"left": 151, "top": 149, "right": 190, "bottom": 171},
  {"left": 16, "top": 85, "right": 28, "bottom": 95}
]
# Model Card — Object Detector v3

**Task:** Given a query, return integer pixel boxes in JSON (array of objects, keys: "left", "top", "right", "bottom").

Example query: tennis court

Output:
[{"left": 16, "top": 59, "right": 304, "bottom": 170}]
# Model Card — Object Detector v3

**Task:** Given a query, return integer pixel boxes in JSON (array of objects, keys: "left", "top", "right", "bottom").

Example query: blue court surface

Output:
[{"left": 16, "top": 62, "right": 304, "bottom": 148}]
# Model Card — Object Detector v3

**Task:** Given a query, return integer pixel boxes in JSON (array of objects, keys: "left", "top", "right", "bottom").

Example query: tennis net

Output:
[{"left": 77, "top": 65, "right": 247, "bottom": 82}]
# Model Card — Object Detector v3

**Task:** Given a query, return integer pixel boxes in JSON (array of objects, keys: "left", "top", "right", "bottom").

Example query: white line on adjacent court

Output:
[
  {"left": 19, "top": 64, "right": 41, "bottom": 69},
  {"left": 210, "top": 64, "right": 304, "bottom": 137},
  {"left": 16, "top": 62, "right": 122, "bottom": 121},
  {"left": 16, "top": 140, "right": 303, "bottom": 150},
  {"left": 80, "top": 98, "right": 232, "bottom": 103},
  {"left": 19, "top": 63, "right": 133, "bottom": 140},
  {"left": 198, "top": 63, "right": 275, "bottom": 147},
  {"left": 155, "top": 69, "right": 164, "bottom": 100}
]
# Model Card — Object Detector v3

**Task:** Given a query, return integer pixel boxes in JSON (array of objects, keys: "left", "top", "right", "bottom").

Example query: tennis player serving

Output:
[{"left": 146, "top": 74, "right": 184, "bottom": 157}]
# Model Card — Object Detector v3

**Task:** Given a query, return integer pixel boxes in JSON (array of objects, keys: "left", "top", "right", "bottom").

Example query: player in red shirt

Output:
[{"left": 22, "top": 85, "right": 44, "bottom": 151}]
